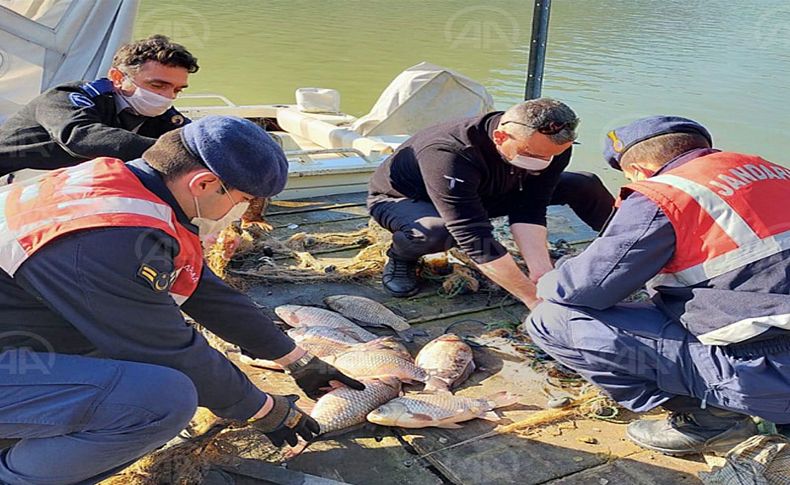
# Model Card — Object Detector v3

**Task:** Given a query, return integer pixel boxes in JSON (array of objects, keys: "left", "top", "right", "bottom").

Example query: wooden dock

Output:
[{"left": 108, "top": 192, "right": 711, "bottom": 484}]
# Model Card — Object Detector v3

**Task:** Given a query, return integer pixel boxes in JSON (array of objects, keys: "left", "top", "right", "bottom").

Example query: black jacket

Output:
[
  {"left": 368, "top": 112, "right": 571, "bottom": 263},
  {"left": 0, "top": 78, "right": 189, "bottom": 176}
]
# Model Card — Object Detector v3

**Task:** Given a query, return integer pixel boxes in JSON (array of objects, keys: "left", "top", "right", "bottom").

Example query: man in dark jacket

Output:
[
  {"left": 0, "top": 34, "right": 197, "bottom": 181},
  {"left": 368, "top": 98, "right": 614, "bottom": 301}
]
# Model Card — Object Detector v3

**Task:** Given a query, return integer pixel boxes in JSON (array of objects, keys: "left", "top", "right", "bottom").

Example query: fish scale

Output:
[
  {"left": 311, "top": 378, "right": 401, "bottom": 434},
  {"left": 275, "top": 305, "right": 376, "bottom": 341},
  {"left": 367, "top": 391, "right": 518, "bottom": 429},
  {"left": 325, "top": 348, "right": 429, "bottom": 383},
  {"left": 415, "top": 333, "right": 475, "bottom": 391}
]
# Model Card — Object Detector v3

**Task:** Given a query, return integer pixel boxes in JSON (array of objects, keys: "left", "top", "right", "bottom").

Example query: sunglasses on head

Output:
[{"left": 501, "top": 118, "right": 580, "bottom": 135}]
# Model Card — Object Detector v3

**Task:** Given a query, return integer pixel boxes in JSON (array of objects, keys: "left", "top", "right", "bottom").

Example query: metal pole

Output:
[{"left": 525, "top": 0, "right": 552, "bottom": 100}]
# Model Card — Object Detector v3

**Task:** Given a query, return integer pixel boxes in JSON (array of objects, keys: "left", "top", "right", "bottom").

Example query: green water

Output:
[{"left": 134, "top": 0, "right": 790, "bottom": 187}]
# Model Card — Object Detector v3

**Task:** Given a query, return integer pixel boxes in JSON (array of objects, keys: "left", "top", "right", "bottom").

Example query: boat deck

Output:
[{"left": 110, "top": 192, "right": 712, "bottom": 484}]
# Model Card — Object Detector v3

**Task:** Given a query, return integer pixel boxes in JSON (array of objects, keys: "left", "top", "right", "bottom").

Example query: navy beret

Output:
[
  {"left": 603, "top": 116, "right": 712, "bottom": 170},
  {"left": 180, "top": 115, "right": 289, "bottom": 197}
]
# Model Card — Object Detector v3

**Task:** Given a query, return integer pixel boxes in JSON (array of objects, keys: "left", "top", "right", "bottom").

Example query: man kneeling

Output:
[{"left": 524, "top": 116, "right": 790, "bottom": 455}]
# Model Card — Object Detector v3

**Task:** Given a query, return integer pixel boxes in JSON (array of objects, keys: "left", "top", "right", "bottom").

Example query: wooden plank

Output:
[
  {"left": 215, "top": 459, "right": 348, "bottom": 484},
  {"left": 267, "top": 205, "right": 370, "bottom": 229},
  {"left": 269, "top": 192, "right": 367, "bottom": 215},
  {"left": 546, "top": 450, "right": 707, "bottom": 484}
]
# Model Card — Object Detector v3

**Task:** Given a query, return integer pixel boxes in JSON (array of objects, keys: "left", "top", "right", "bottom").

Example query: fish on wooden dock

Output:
[
  {"left": 275, "top": 305, "right": 377, "bottom": 342},
  {"left": 323, "top": 347, "right": 430, "bottom": 384},
  {"left": 311, "top": 377, "right": 401, "bottom": 434},
  {"left": 366, "top": 391, "right": 518, "bottom": 429},
  {"left": 323, "top": 295, "right": 424, "bottom": 342},
  {"left": 415, "top": 333, "right": 475, "bottom": 391}
]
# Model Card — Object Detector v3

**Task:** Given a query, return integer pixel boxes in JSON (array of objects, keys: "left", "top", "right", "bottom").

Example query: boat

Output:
[{"left": 0, "top": 1, "right": 493, "bottom": 199}]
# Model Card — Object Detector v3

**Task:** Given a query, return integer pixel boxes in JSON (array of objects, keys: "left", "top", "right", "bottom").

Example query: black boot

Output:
[
  {"left": 626, "top": 407, "right": 758, "bottom": 456},
  {"left": 382, "top": 250, "right": 419, "bottom": 297}
]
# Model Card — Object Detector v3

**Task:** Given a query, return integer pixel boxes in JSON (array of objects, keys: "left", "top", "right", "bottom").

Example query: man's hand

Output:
[
  {"left": 250, "top": 394, "right": 320, "bottom": 446},
  {"left": 284, "top": 353, "right": 365, "bottom": 399}
]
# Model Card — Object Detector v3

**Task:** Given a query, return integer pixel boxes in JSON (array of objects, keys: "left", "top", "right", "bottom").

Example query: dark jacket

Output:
[
  {"left": 0, "top": 78, "right": 189, "bottom": 176},
  {"left": 368, "top": 112, "right": 571, "bottom": 263},
  {"left": 0, "top": 159, "right": 294, "bottom": 420}
]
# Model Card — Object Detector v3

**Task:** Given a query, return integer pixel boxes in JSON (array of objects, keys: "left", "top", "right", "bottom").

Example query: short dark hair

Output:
[
  {"left": 621, "top": 132, "right": 711, "bottom": 170},
  {"left": 112, "top": 35, "right": 199, "bottom": 74},
  {"left": 143, "top": 129, "right": 205, "bottom": 182},
  {"left": 499, "top": 98, "right": 579, "bottom": 144}
]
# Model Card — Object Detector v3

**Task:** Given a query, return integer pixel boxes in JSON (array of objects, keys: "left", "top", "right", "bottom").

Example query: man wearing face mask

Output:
[
  {"left": 0, "top": 34, "right": 196, "bottom": 182},
  {"left": 0, "top": 115, "right": 363, "bottom": 483},
  {"left": 523, "top": 116, "right": 790, "bottom": 455},
  {"left": 367, "top": 98, "right": 615, "bottom": 302}
]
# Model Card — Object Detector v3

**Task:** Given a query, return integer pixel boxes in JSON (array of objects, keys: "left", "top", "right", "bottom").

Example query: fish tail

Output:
[{"left": 486, "top": 391, "right": 519, "bottom": 409}]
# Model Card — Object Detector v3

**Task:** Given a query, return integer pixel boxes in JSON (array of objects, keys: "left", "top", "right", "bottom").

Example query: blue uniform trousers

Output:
[
  {"left": 0, "top": 352, "right": 198, "bottom": 484},
  {"left": 525, "top": 302, "right": 790, "bottom": 424}
]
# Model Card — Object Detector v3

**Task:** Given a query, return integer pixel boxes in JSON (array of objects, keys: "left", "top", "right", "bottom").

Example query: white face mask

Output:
[
  {"left": 508, "top": 154, "right": 553, "bottom": 171},
  {"left": 121, "top": 75, "right": 173, "bottom": 117},
  {"left": 191, "top": 183, "right": 250, "bottom": 246}
]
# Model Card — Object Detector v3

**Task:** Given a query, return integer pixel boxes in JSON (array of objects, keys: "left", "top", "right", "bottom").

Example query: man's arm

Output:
[
  {"left": 419, "top": 146, "right": 508, "bottom": 264},
  {"left": 181, "top": 265, "right": 297, "bottom": 361},
  {"left": 511, "top": 223, "right": 553, "bottom": 282},
  {"left": 35, "top": 88, "right": 157, "bottom": 161},
  {"left": 14, "top": 227, "right": 267, "bottom": 420},
  {"left": 536, "top": 194, "right": 676, "bottom": 309},
  {"left": 477, "top": 254, "right": 541, "bottom": 309},
  {"left": 509, "top": 149, "right": 571, "bottom": 281}
]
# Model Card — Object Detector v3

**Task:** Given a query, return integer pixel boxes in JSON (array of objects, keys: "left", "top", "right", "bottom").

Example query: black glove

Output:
[
  {"left": 251, "top": 394, "right": 320, "bottom": 447},
  {"left": 284, "top": 353, "right": 365, "bottom": 399}
]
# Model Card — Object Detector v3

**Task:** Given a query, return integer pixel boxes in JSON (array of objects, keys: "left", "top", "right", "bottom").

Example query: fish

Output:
[
  {"left": 275, "top": 305, "right": 377, "bottom": 342},
  {"left": 323, "top": 347, "right": 432, "bottom": 384},
  {"left": 289, "top": 329, "right": 410, "bottom": 360},
  {"left": 415, "top": 333, "right": 475, "bottom": 391},
  {"left": 323, "top": 295, "right": 425, "bottom": 342},
  {"left": 356, "top": 336, "right": 412, "bottom": 361},
  {"left": 366, "top": 391, "right": 518, "bottom": 429},
  {"left": 311, "top": 377, "right": 401, "bottom": 434}
]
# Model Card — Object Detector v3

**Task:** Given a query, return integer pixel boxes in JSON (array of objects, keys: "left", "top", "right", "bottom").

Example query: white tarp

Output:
[
  {"left": 0, "top": 0, "right": 139, "bottom": 122},
  {"left": 351, "top": 61, "right": 495, "bottom": 137}
]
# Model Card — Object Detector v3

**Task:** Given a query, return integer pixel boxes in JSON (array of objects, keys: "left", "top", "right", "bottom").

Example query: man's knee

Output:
[
  {"left": 521, "top": 301, "right": 573, "bottom": 349},
  {"left": 144, "top": 367, "right": 198, "bottom": 435},
  {"left": 392, "top": 219, "right": 452, "bottom": 257},
  {"left": 104, "top": 364, "right": 198, "bottom": 439}
]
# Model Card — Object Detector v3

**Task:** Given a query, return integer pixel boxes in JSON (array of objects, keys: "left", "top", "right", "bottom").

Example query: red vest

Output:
[
  {"left": 620, "top": 152, "right": 790, "bottom": 344},
  {"left": 0, "top": 158, "right": 203, "bottom": 305}
]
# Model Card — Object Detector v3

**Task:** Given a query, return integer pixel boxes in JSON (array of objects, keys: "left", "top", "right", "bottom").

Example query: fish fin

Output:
[
  {"left": 423, "top": 377, "right": 451, "bottom": 393},
  {"left": 480, "top": 411, "right": 502, "bottom": 422},
  {"left": 435, "top": 422, "right": 464, "bottom": 429},
  {"left": 486, "top": 391, "right": 520, "bottom": 409}
]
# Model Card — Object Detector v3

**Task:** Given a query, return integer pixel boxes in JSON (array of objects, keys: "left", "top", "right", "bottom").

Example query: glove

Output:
[
  {"left": 251, "top": 394, "right": 320, "bottom": 447},
  {"left": 284, "top": 353, "right": 365, "bottom": 399}
]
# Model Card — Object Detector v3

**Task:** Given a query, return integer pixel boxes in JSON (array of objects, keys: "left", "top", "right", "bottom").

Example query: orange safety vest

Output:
[
  {"left": 0, "top": 157, "right": 203, "bottom": 305},
  {"left": 620, "top": 152, "right": 790, "bottom": 344}
]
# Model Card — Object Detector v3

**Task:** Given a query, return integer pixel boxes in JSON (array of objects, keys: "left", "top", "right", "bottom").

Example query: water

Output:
[{"left": 134, "top": 0, "right": 790, "bottom": 188}]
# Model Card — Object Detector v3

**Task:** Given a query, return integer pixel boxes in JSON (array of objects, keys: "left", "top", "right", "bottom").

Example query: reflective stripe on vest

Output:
[
  {"left": 622, "top": 152, "right": 790, "bottom": 289},
  {"left": 0, "top": 158, "right": 203, "bottom": 305},
  {"left": 622, "top": 152, "right": 790, "bottom": 345}
]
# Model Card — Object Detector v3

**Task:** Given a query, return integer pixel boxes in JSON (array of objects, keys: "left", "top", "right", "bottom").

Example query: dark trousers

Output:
[
  {"left": 369, "top": 171, "right": 614, "bottom": 261},
  {"left": 524, "top": 301, "right": 790, "bottom": 424},
  {"left": 0, "top": 352, "right": 198, "bottom": 484}
]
